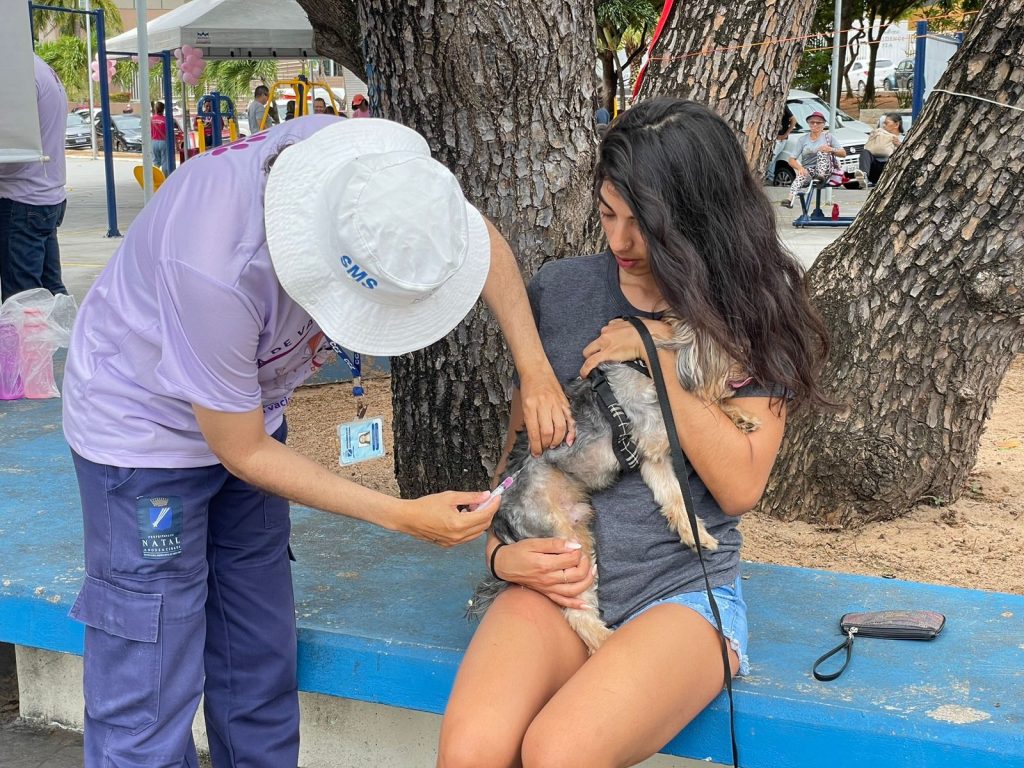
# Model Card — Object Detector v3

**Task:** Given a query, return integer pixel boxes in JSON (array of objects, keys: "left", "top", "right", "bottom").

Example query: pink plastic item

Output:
[
  {"left": 20, "top": 308, "right": 58, "bottom": 399},
  {"left": 0, "top": 321, "right": 24, "bottom": 400}
]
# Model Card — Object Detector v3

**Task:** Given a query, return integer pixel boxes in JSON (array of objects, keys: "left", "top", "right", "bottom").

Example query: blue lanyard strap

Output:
[{"left": 326, "top": 340, "right": 366, "bottom": 416}]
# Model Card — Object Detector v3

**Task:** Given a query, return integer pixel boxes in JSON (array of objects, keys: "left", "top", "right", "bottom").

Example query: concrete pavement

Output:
[{"left": 0, "top": 155, "right": 865, "bottom": 768}]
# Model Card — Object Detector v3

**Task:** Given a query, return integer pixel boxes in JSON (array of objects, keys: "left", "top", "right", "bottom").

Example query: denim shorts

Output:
[{"left": 619, "top": 577, "right": 750, "bottom": 676}]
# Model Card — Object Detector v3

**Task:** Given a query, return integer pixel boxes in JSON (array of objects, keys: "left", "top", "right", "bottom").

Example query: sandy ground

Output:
[{"left": 287, "top": 358, "right": 1024, "bottom": 596}]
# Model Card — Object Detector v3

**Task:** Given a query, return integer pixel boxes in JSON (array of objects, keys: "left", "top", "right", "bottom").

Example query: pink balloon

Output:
[
  {"left": 180, "top": 45, "right": 193, "bottom": 57},
  {"left": 192, "top": 48, "right": 204, "bottom": 60}
]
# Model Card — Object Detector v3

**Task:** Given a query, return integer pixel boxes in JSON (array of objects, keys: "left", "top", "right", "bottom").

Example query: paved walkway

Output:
[{"left": 0, "top": 155, "right": 866, "bottom": 768}]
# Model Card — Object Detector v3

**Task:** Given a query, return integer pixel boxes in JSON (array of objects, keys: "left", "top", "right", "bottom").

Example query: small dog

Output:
[{"left": 467, "top": 318, "right": 759, "bottom": 653}]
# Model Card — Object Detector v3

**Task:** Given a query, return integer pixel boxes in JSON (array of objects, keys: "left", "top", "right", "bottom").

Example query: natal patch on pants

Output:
[{"left": 136, "top": 495, "right": 184, "bottom": 558}]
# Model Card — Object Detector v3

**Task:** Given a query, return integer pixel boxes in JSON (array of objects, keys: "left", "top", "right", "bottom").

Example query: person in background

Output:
[
  {"left": 860, "top": 113, "right": 904, "bottom": 186},
  {"left": 779, "top": 110, "right": 847, "bottom": 209},
  {"left": 324, "top": 105, "right": 337, "bottom": 115},
  {"left": 0, "top": 55, "right": 69, "bottom": 301},
  {"left": 313, "top": 97, "right": 327, "bottom": 114},
  {"left": 769, "top": 106, "right": 797, "bottom": 184},
  {"left": 285, "top": 100, "right": 296, "bottom": 121},
  {"left": 246, "top": 85, "right": 278, "bottom": 133},
  {"left": 351, "top": 93, "right": 370, "bottom": 118},
  {"left": 150, "top": 101, "right": 170, "bottom": 177}
]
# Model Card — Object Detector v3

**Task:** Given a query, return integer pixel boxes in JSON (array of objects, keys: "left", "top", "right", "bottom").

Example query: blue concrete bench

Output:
[{"left": 2, "top": 394, "right": 1023, "bottom": 767}]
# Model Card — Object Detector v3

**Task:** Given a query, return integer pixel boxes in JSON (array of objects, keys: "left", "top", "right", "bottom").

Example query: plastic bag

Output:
[{"left": 0, "top": 288, "right": 78, "bottom": 400}]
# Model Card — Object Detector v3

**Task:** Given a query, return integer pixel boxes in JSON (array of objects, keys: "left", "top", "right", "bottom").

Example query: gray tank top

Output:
[{"left": 524, "top": 252, "right": 778, "bottom": 626}]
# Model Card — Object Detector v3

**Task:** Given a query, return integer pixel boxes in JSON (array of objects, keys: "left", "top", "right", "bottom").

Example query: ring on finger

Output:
[{"left": 562, "top": 569, "right": 567, "bottom": 584}]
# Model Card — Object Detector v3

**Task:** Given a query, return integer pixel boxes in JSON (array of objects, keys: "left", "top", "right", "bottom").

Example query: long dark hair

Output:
[{"left": 595, "top": 97, "right": 830, "bottom": 410}]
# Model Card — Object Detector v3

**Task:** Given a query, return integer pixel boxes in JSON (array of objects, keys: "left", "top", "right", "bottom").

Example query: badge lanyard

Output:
[{"left": 326, "top": 339, "right": 367, "bottom": 419}]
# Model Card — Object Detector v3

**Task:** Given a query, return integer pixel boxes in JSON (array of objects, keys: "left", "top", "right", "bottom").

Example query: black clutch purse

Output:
[{"left": 812, "top": 610, "right": 946, "bottom": 681}]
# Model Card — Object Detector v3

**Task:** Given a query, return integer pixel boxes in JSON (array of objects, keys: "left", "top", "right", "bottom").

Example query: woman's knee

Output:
[
  {"left": 438, "top": 721, "right": 519, "bottom": 768},
  {"left": 521, "top": 718, "right": 611, "bottom": 768}
]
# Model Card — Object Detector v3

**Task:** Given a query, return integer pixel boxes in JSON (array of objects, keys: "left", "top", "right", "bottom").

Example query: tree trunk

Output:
[
  {"left": 294, "top": 0, "right": 365, "bottom": 77},
  {"left": 347, "top": 1, "right": 598, "bottom": 496},
  {"left": 599, "top": 46, "right": 617, "bottom": 113},
  {"left": 636, "top": 0, "right": 818, "bottom": 175},
  {"left": 762, "top": 0, "right": 1024, "bottom": 526}
]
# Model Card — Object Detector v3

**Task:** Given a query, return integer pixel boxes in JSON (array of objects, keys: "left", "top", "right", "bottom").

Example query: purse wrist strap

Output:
[{"left": 812, "top": 628, "right": 856, "bottom": 681}]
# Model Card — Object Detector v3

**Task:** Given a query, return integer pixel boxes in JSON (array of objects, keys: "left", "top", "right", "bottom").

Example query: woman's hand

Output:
[
  {"left": 580, "top": 317, "right": 671, "bottom": 378},
  {"left": 519, "top": 370, "right": 576, "bottom": 456},
  {"left": 393, "top": 491, "right": 499, "bottom": 547},
  {"left": 489, "top": 538, "right": 594, "bottom": 609}
]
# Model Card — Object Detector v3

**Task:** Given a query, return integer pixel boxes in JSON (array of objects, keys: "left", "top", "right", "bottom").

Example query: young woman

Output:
[
  {"left": 781, "top": 110, "right": 848, "bottom": 208},
  {"left": 438, "top": 98, "right": 830, "bottom": 768}
]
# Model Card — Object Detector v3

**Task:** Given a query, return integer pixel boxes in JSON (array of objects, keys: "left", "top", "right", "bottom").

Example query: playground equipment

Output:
[
  {"left": 261, "top": 74, "right": 340, "bottom": 130},
  {"left": 195, "top": 92, "right": 239, "bottom": 153}
]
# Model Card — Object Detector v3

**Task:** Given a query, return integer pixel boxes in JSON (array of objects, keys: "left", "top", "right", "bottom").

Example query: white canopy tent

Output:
[
  {"left": 1, "top": 0, "right": 44, "bottom": 164},
  {"left": 105, "top": 0, "right": 318, "bottom": 59}
]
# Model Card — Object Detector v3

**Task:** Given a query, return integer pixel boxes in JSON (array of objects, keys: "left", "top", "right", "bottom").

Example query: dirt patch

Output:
[{"left": 287, "top": 360, "right": 1024, "bottom": 595}]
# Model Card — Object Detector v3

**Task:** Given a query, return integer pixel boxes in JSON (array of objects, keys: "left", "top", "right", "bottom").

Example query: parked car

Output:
[
  {"left": 65, "top": 112, "right": 92, "bottom": 150},
  {"left": 771, "top": 90, "right": 874, "bottom": 186},
  {"left": 850, "top": 59, "right": 896, "bottom": 93},
  {"left": 92, "top": 112, "right": 144, "bottom": 152},
  {"left": 884, "top": 58, "right": 915, "bottom": 91}
]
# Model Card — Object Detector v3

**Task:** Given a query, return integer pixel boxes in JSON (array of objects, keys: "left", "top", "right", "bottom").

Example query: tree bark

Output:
[
  {"left": 351, "top": 1, "right": 598, "bottom": 496},
  {"left": 295, "top": 0, "right": 365, "bottom": 77},
  {"left": 763, "top": 0, "right": 1024, "bottom": 526},
  {"left": 636, "top": 0, "right": 818, "bottom": 175}
]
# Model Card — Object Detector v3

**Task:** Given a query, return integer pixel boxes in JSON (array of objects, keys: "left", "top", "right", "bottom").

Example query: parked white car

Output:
[
  {"left": 770, "top": 90, "right": 874, "bottom": 186},
  {"left": 850, "top": 59, "right": 896, "bottom": 93}
]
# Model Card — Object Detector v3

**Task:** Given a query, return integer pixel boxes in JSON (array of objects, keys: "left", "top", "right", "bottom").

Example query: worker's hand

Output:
[
  {"left": 580, "top": 317, "right": 671, "bottom": 379},
  {"left": 519, "top": 370, "right": 575, "bottom": 456},
  {"left": 488, "top": 538, "right": 594, "bottom": 609},
  {"left": 395, "top": 491, "right": 499, "bottom": 547}
]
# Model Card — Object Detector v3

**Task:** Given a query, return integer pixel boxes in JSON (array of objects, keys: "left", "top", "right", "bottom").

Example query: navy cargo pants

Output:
[{"left": 68, "top": 424, "right": 298, "bottom": 768}]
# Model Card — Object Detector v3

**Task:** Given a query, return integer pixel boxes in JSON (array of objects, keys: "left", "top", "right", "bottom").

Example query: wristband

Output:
[{"left": 489, "top": 542, "right": 508, "bottom": 581}]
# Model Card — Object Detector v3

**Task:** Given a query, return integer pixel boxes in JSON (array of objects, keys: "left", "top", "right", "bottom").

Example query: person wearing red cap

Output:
[
  {"left": 350, "top": 93, "right": 370, "bottom": 118},
  {"left": 780, "top": 110, "right": 847, "bottom": 208}
]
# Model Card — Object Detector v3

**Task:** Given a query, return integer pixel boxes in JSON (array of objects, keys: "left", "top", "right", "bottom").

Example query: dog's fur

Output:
[{"left": 467, "top": 318, "right": 760, "bottom": 653}]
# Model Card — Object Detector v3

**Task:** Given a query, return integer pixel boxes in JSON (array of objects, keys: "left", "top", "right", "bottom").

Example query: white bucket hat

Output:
[{"left": 264, "top": 118, "right": 491, "bottom": 356}]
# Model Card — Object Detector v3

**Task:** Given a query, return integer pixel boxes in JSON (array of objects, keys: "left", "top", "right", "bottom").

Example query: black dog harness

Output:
[{"left": 587, "top": 360, "right": 650, "bottom": 473}]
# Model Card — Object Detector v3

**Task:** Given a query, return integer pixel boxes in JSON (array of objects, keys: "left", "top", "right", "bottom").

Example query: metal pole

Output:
[
  {"left": 84, "top": 0, "right": 97, "bottom": 159},
  {"left": 162, "top": 51, "right": 175, "bottom": 173},
  {"left": 827, "top": 0, "right": 842, "bottom": 132},
  {"left": 136, "top": 0, "right": 153, "bottom": 201},
  {"left": 912, "top": 20, "right": 927, "bottom": 120},
  {"left": 95, "top": 11, "right": 120, "bottom": 236}
]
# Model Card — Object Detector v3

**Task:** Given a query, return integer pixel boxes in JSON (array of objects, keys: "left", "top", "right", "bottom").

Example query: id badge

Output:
[{"left": 338, "top": 417, "right": 385, "bottom": 465}]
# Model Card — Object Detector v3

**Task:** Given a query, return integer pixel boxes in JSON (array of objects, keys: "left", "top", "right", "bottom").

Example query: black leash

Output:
[{"left": 624, "top": 316, "right": 740, "bottom": 768}]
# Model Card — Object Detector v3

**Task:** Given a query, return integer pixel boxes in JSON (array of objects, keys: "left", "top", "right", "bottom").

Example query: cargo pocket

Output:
[{"left": 69, "top": 575, "right": 162, "bottom": 733}]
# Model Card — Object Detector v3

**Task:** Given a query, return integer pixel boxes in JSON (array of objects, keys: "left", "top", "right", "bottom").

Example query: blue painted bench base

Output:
[{"left": 2, "top": 395, "right": 1022, "bottom": 767}]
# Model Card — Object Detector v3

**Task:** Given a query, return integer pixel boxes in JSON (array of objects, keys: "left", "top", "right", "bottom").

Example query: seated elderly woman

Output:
[{"left": 859, "top": 113, "right": 905, "bottom": 185}]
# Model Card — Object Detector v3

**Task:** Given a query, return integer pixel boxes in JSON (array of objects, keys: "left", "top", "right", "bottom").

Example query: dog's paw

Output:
[
  {"left": 722, "top": 404, "right": 760, "bottom": 434},
  {"left": 564, "top": 606, "right": 612, "bottom": 654},
  {"left": 677, "top": 519, "right": 719, "bottom": 552}
]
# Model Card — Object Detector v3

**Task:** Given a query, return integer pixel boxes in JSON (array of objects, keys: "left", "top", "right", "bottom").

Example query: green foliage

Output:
[
  {"left": 793, "top": 46, "right": 834, "bottom": 97},
  {"left": 36, "top": 36, "right": 89, "bottom": 101},
  {"left": 197, "top": 60, "right": 280, "bottom": 100},
  {"left": 31, "top": 0, "right": 122, "bottom": 39},
  {"left": 595, "top": 0, "right": 659, "bottom": 51}
]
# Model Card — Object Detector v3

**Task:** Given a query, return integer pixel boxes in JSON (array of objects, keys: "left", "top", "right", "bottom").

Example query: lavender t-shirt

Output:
[
  {"left": 63, "top": 116, "right": 339, "bottom": 468},
  {"left": 0, "top": 56, "right": 68, "bottom": 206}
]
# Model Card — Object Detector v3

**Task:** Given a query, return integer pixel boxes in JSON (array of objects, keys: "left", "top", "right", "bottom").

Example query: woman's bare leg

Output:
[
  {"left": 521, "top": 603, "right": 740, "bottom": 768},
  {"left": 438, "top": 587, "right": 589, "bottom": 768}
]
